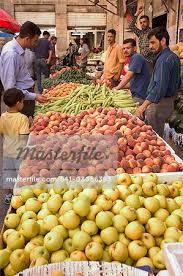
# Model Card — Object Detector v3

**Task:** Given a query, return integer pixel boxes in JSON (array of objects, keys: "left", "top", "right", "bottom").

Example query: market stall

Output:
[
  {"left": 0, "top": 9, "right": 20, "bottom": 34},
  {"left": 164, "top": 42, "right": 183, "bottom": 147},
  {"left": 0, "top": 67, "right": 183, "bottom": 276}
]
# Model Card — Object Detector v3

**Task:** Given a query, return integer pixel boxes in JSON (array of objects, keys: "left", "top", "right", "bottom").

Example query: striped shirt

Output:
[{"left": 129, "top": 15, "right": 154, "bottom": 63}]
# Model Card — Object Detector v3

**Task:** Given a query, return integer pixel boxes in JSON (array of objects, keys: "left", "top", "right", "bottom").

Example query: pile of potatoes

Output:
[{"left": 170, "top": 42, "right": 183, "bottom": 65}]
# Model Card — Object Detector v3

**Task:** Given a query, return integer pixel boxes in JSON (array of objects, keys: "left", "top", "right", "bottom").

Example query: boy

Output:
[{"left": 0, "top": 88, "right": 30, "bottom": 204}]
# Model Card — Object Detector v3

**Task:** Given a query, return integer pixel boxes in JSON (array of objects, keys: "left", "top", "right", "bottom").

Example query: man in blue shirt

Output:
[
  {"left": 115, "top": 38, "right": 150, "bottom": 105},
  {"left": 35, "top": 31, "right": 52, "bottom": 93},
  {"left": 135, "top": 27, "right": 181, "bottom": 137},
  {"left": 0, "top": 21, "right": 47, "bottom": 117}
]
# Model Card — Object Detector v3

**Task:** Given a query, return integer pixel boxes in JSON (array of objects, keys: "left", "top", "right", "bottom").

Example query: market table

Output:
[{"left": 0, "top": 68, "right": 183, "bottom": 276}]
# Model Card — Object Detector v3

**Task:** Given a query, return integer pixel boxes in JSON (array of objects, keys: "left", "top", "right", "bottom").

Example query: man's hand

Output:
[
  {"left": 46, "top": 59, "right": 51, "bottom": 64},
  {"left": 36, "top": 94, "right": 48, "bottom": 103},
  {"left": 135, "top": 5, "right": 144, "bottom": 16},
  {"left": 28, "top": 116, "right": 33, "bottom": 127},
  {"left": 135, "top": 105, "right": 146, "bottom": 120}
]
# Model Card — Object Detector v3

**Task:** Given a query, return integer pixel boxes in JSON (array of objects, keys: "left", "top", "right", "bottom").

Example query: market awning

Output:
[{"left": 0, "top": 9, "right": 21, "bottom": 33}]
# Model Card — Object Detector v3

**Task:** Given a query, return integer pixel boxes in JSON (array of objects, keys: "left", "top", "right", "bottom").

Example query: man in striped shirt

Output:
[{"left": 129, "top": 6, "right": 154, "bottom": 73}]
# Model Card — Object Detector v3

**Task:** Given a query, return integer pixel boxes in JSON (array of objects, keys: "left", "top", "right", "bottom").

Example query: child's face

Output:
[{"left": 16, "top": 99, "right": 24, "bottom": 111}]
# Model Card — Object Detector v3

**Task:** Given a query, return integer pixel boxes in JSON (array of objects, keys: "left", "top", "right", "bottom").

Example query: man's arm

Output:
[
  {"left": 115, "top": 71, "right": 134, "bottom": 90},
  {"left": 47, "top": 50, "right": 53, "bottom": 64},
  {"left": 114, "top": 63, "right": 123, "bottom": 80},
  {"left": 129, "top": 6, "right": 144, "bottom": 37},
  {"left": 135, "top": 60, "right": 170, "bottom": 119},
  {"left": 135, "top": 99, "right": 151, "bottom": 120},
  {"left": 81, "top": 45, "right": 90, "bottom": 60},
  {"left": 114, "top": 47, "right": 125, "bottom": 80}
]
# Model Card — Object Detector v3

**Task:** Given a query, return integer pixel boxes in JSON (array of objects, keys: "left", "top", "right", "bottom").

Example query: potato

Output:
[
  {"left": 170, "top": 44, "right": 178, "bottom": 51},
  {"left": 180, "top": 52, "right": 183, "bottom": 59},
  {"left": 177, "top": 42, "right": 183, "bottom": 47},
  {"left": 178, "top": 45, "right": 183, "bottom": 54}
]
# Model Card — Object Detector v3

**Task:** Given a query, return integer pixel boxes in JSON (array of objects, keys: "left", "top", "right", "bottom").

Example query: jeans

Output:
[
  {"left": 3, "top": 157, "right": 22, "bottom": 189},
  {"left": 35, "top": 58, "right": 50, "bottom": 93}
]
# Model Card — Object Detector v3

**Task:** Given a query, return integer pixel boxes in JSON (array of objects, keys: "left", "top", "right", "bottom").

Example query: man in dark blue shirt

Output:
[
  {"left": 35, "top": 31, "right": 52, "bottom": 93},
  {"left": 115, "top": 38, "right": 150, "bottom": 105},
  {"left": 135, "top": 27, "right": 181, "bottom": 137}
]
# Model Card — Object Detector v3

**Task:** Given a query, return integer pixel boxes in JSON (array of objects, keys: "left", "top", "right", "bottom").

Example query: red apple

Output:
[
  {"left": 128, "top": 159, "right": 137, "bottom": 169},
  {"left": 142, "top": 165, "right": 151, "bottom": 173},
  {"left": 143, "top": 150, "right": 151, "bottom": 158},
  {"left": 133, "top": 167, "right": 142, "bottom": 173}
]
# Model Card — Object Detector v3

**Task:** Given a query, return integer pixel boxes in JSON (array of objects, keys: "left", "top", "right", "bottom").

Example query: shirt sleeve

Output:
[
  {"left": 1, "top": 53, "right": 36, "bottom": 101},
  {"left": 129, "top": 55, "right": 143, "bottom": 74},
  {"left": 48, "top": 41, "right": 52, "bottom": 51},
  {"left": 19, "top": 115, "right": 30, "bottom": 135},
  {"left": 129, "top": 15, "right": 141, "bottom": 37},
  {"left": 84, "top": 44, "right": 90, "bottom": 54},
  {"left": 146, "top": 60, "right": 170, "bottom": 103},
  {"left": 117, "top": 46, "right": 125, "bottom": 64}
]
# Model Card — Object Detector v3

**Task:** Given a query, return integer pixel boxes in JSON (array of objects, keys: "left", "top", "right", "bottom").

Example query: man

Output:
[
  {"left": 35, "top": 31, "right": 52, "bottom": 93},
  {"left": 114, "top": 38, "right": 150, "bottom": 104},
  {"left": 49, "top": 36, "right": 57, "bottom": 67},
  {"left": 79, "top": 38, "right": 90, "bottom": 72},
  {"left": 0, "top": 21, "right": 47, "bottom": 117},
  {"left": 129, "top": 6, "right": 154, "bottom": 72},
  {"left": 102, "top": 29, "right": 124, "bottom": 87},
  {"left": 135, "top": 27, "right": 181, "bottom": 137}
]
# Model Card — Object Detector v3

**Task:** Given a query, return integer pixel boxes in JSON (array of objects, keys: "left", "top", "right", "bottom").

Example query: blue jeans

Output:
[
  {"left": 3, "top": 157, "right": 22, "bottom": 189},
  {"left": 35, "top": 58, "right": 50, "bottom": 93}
]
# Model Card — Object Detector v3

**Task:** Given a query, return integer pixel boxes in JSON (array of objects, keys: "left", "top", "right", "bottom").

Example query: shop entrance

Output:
[{"left": 67, "top": 29, "right": 106, "bottom": 50}]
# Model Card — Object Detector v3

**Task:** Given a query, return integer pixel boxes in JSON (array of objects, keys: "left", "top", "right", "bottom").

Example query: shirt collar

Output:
[
  {"left": 142, "top": 27, "right": 151, "bottom": 33},
  {"left": 156, "top": 47, "right": 170, "bottom": 60},
  {"left": 12, "top": 38, "right": 25, "bottom": 56},
  {"left": 109, "top": 42, "right": 117, "bottom": 49}
]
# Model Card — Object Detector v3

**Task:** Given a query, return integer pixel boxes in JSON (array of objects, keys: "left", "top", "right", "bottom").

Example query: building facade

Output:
[
  {"left": 0, "top": 0, "right": 123, "bottom": 55},
  {"left": 0, "top": 0, "right": 182, "bottom": 55}
]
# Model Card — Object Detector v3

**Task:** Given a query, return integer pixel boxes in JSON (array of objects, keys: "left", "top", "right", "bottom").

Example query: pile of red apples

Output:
[{"left": 29, "top": 108, "right": 183, "bottom": 175}]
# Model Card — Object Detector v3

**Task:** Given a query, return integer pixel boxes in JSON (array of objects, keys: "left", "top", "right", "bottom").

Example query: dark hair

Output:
[
  {"left": 80, "top": 37, "right": 87, "bottom": 44},
  {"left": 43, "top": 31, "right": 50, "bottom": 37},
  {"left": 148, "top": 26, "right": 170, "bottom": 46},
  {"left": 50, "top": 36, "right": 57, "bottom": 41},
  {"left": 123, "top": 38, "right": 136, "bottom": 47},
  {"left": 108, "top": 29, "right": 116, "bottom": 37},
  {"left": 19, "top": 21, "right": 41, "bottom": 39},
  {"left": 139, "top": 15, "right": 149, "bottom": 21},
  {"left": 3, "top": 88, "right": 25, "bottom": 107}
]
